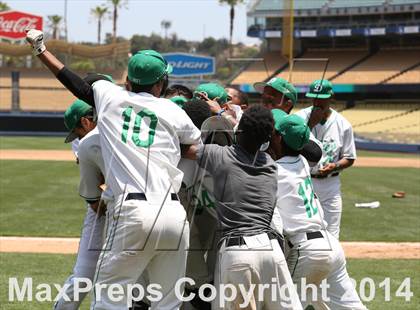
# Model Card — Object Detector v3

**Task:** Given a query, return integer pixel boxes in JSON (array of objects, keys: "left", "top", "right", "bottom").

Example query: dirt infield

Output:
[
  {"left": 0, "top": 150, "right": 76, "bottom": 161},
  {"left": 0, "top": 237, "right": 419, "bottom": 259},
  {"left": 1, "top": 150, "right": 419, "bottom": 168}
]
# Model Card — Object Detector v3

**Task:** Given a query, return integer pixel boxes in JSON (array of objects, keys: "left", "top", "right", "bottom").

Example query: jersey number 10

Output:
[{"left": 121, "top": 106, "right": 158, "bottom": 147}]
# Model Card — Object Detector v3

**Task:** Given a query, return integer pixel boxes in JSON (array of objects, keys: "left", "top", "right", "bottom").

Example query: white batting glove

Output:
[{"left": 26, "top": 29, "right": 46, "bottom": 56}]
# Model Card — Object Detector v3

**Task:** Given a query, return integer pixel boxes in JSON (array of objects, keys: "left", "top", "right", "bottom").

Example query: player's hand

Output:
[
  {"left": 308, "top": 107, "right": 324, "bottom": 129},
  {"left": 318, "top": 163, "right": 337, "bottom": 176},
  {"left": 25, "top": 29, "right": 46, "bottom": 56},
  {"left": 196, "top": 92, "right": 223, "bottom": 115}
]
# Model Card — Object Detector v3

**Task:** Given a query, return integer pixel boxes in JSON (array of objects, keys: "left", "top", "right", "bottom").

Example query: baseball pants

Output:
[
  {"left": 54, "top": 206, "right": 105, "bottom": 310},
  {"left": 286, "top": 230, "right": 366, "bottom": 310},
  {"left": 214, "top": 233, "right": 302, "bottom": 310},
  {"left": 90, "top": 193, "right": 189, "bottom": 310},
  {"left": 312, "top": 177, "right": 342, "bottom": 239}
]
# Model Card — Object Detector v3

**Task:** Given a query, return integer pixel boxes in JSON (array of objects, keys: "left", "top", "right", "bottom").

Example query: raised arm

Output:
[{"left": 26, "top": 29, "right": 95, "bottom": 106}]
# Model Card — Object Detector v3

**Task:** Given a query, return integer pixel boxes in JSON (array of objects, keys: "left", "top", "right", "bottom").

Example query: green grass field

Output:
[
  {"left": 340, "top": 167, "right": 420, "bottom": 241},
  {"left": 1, "top": 159, "right": 419, "bottom": 240},
  {"left": 1, "top": 136, "right": 419, "bottom": 158},
  {"left": 0, "top": 160, "right": 84, "bottom": 237},
  {"left": 0, "top": 253, "right": 418, "bottom": 309},
  {"left": 0, "top": 136, "right": 69, "bottom": 150}
]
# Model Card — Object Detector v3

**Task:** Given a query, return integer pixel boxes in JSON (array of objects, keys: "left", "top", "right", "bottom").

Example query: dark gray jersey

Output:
[{"left": 197, "top": 144, "right": 277, "bottom": 238}]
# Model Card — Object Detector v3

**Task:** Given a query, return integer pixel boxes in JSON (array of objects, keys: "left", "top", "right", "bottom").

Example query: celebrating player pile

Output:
[{"left": 26, "top": 28, "right": 364, "bottom": 310}]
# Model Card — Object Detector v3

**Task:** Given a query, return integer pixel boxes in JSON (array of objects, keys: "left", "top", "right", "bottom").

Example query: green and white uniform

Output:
[
  {"left": 91, "top": 80, "right": 201, "bottom": 310},
  {"left": 295, "top": 107, "right": 356, "bottom": 239},
  {"left": 275, "top": 155, "right": 365, "bottom": 310}
]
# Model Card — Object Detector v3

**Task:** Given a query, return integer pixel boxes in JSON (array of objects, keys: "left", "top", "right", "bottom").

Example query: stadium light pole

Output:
[{"left": 282, "top": 0, "right": 294, "bottom": 82}]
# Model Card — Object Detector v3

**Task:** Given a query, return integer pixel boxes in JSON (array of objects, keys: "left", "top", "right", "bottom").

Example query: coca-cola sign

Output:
[{"left": 0, "top": 11, "right": 43, "bottom": 40}]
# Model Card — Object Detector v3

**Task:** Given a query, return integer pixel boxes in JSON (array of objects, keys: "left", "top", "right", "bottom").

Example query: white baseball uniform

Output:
[
  {"left": 295, "top": 108, "right": 356, "bottom": 239},
  {"left": 178, "top": 158, "right": 219, "bottom": 288},
  {"left": 274, "top": 155, "right": 365, "bottom": 309},
  {"left": 55, "top": 127, "right": 108, "bottom": 310},
  {"left": 90, "top": 81, "right": 201, "bottom": 310}
]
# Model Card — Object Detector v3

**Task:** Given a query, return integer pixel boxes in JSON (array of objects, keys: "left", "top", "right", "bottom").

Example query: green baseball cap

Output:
[
  {"left": 64, "top": 99, "right": 93, "bottom": 143},
  {"left": 275, "top": 114, "right": 310, "bottom": 151},
  {"left": 306, "top": 79, "right": 334, "bottom": 99},
  {"left": 271, "top": 108, "right": 288, "bottom": 132},
  {"left": 169, "top": 96, "right": 188, "bottom": 108},
  {"left": 127, "top": 50, "right": 173, "bottom": 85},
  {"left": 193, "top": 83, "right": 230, "bottom": 104},
  {"left": 254, "top": 77, "right": 298, "bottom": 105}
]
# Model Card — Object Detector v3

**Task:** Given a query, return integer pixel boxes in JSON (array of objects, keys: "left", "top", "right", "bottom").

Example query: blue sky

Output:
[{"left": 7, "top": 0, "right": 261, "bottom": 45}]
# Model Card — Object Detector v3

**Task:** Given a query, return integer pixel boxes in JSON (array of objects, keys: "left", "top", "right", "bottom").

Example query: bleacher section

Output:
[
  {"left": 0, "top": 69, "right": 126, "bottom": 111},
  {"left": 385, "top": 65, "right": 420, "bottom": 84},
  {"left": 294, "top": 103, "right": 420, "bottom": 144},
  {"left": 230, "top": 52, "right": 288, "bottom": 85},
  {"left": 231, "top": 48, "right": 420, "bottom": 86},
  {"left": 341, "top": 104, "right": 420, "bottom": 144},
  {"left": 275, "top": 49, "right": 369, "bottom": 85},
  {"left": 254, "top": 0, "right": 327, "bottom": 11},
  {"left": 332, "top": 48, "right": 420, "bottom": 84},
  {"left": 329, "top": 0, "right": 385, "bottom": 8}
]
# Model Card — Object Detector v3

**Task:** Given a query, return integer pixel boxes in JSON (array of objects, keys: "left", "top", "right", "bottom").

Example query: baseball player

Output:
[
  {"left": 194, "top": 82, "right": 243, "bottom": 125},
  {"left": 254, "top": 78, "right": 323, "bottom": 166},
  {"left": 225, "top": 87, "right": 249, "bottom": 110},
  {"left": 184, "top": 105, "right": 302, "bottom": 310},
  {"left": 27, "top": 29, "right": 201, "bottom": 309},
  {"left": 180, "top": 100, "right": 234, "bottom": 310},
  {"left": 295, "top": 79, "right": 356, "bottom": 239},
  {"left": 54, "top": 99, "right": 108, "bottom": 310},
  {"left": 270, "top": 111, "right": 366, "bottom": 309}
]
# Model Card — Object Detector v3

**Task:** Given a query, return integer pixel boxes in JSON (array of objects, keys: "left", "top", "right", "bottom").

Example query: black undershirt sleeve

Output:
[{"left": 56, "top": 67, "right": 95, "bottom": 107}]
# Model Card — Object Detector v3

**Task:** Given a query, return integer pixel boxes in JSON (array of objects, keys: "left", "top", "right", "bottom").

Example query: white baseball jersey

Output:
[
  {"left": 295, "top": 108, "right": 356, "bottom": 174},
  {"left": 71, "top": 138, "right": 80, "bottom": 158},
  {"left": 178, "top": 158, "right": 217, "bottom": 219},
  {"left": 274, "top": 155, "right": 327, "bottom": 236},
  {"left": 92, "top": 80, "right": 201, "bottom": 196},
  {"left": 77, "top": 127, "right": 105, "bottom": 200}
]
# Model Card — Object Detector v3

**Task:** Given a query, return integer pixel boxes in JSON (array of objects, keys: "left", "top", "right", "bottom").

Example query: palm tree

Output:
[
  {"left": 91, "top": 6, "right": 108, "bottom": 44},
  {"left": 0, "top": 1, "right": 10, "bottom": 11},
  {"left": 108, "top": 0, "right": 127, "bottom": 43},
  {"left": 219, "top": 0, "right": 244, "bottom": 58},
  {"left": 161, "top": 20, "right": 171, "bottom": 40},
  {"left": 47, "top": 15, "right": 62, "bottom": 40}
]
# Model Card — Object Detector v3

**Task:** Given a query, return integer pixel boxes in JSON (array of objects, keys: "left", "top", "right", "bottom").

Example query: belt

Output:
[
  {"left": 225, "top": 232, "right": 279, "bottom": 248},
  {"left": 125, "top": 193, "right": 179, "bottom": 201},
  {"left": 311, "top": 172, "right": 339, "bottom": 179},
  {"left": 287, "top": 231, "right": 323, "bottom": 248}
]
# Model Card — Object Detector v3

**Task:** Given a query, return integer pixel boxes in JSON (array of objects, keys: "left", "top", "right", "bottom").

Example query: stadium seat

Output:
[
  {"left": 333, "top": 48, "right": 420, "bottom": 84},
  {"left": 231, "top": 52, "right": 288, "bottom": 85},
  {"left": 328, "top": 0, "right": 385, "bottom": 8},
  {"left": 275, "top": 49, "right": 369, "bottom": 85},
  {"left": 385, "top": 65, "right": 420, "bottom": 84}
]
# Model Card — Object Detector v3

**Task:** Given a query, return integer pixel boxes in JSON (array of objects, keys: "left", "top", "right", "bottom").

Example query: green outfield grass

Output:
[
  {"left": 0, "top": 136, "right": 69, "bottom": 150},
  {"left": 0, "top": 160, "right": 84, "bottom": 237},
  {"left": 340, "top": 167, "right": 420, "bottom": 242},
  {"left": 1, "top": 136, "right": 419, "bottom": 159},
  {"left": 0, "top": 160, "right": 419, "bottom": 240},
  {"left": 0, "top": 253, "right": 418, "bottom": 309},
  {"left": 0, "top": 253, "right": 89, "bottom": 310}
]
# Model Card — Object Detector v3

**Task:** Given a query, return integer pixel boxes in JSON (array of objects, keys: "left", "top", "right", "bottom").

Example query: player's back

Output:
[
  {"left": 92, "top": 80, "right": 200, "bottom": 197},
  {"left": 276, "top": 155, "right": 326, "bottom": 236}
]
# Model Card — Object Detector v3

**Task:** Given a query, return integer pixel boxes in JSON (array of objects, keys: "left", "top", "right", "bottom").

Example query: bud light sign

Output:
[{"left": 163, "top": 53, "right": 215, "bottom": 76}]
